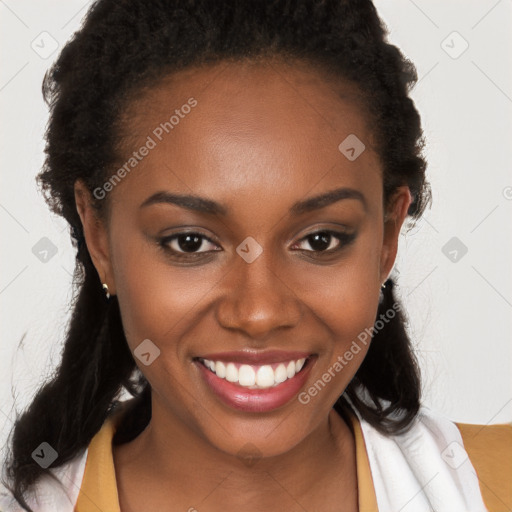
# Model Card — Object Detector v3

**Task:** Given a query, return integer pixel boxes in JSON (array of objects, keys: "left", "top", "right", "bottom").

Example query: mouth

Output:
[{"left": 193, "top": 351, "right": 316, "bottom": 413}]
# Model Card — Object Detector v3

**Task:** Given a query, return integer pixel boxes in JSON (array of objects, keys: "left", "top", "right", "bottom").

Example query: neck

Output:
[{"left": 114, "top": 399, "right": 358, "bottom": 511}]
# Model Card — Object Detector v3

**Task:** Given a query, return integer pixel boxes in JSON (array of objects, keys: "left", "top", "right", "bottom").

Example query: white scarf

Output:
[{"left": 348, "top": 400, "right": 488, "bottom": 511}]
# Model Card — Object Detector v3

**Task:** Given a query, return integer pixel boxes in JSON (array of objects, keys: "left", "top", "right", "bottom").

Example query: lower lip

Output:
[{"left": 195, "top": 358, "right": 315, "bottom": 413}]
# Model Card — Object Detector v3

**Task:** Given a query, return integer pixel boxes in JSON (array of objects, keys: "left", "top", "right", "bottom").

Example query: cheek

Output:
[
  {"left": 308, "top": 228, "right": 382, "bottom": 328},
  {"left": 309, "top": 265, "right": 380, "bottom": 372},
  {"left": 302, "top": 227, "right": 382, "bottom": 383},
  {"left": 110, "top": 238, "right": 215, "bottom": 350}
]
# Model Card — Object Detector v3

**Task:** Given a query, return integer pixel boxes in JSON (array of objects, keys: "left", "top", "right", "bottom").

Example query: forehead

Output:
[{"left": 110, "top": 59, "right": 381, "bottom": 212}]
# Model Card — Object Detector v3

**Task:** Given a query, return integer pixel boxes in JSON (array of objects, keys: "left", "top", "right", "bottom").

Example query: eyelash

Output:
[{"left": 158, "top": 229, "right": 356, "bottom": 260}]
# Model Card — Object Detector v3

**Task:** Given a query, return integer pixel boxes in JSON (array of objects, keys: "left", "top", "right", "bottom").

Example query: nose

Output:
[{"left": 215, "top": 250, "right": 303, "bottom": 340}]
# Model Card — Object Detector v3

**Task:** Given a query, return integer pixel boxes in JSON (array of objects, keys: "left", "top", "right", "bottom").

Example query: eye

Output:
[
  {"left": 157, "top": 228, "right": 356, "bottom": 261},
  {"left": 291, "top": 230, "right": 356, "bottom": 254},
  {"left": 159, "top": 232, "right": 220, "bottom": 257}
]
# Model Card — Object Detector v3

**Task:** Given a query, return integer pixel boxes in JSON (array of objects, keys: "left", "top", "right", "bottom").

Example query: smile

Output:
[
  {"left": 193, "top": 351, "right": 316, "bottom": 413},
  {"left": 198, "top": 357, "right": 308, "bottom": 389}
]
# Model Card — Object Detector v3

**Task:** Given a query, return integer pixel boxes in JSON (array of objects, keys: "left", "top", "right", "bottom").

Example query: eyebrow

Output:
[{"left": 140, "top": 186, "right": 367, "bottom": 216}]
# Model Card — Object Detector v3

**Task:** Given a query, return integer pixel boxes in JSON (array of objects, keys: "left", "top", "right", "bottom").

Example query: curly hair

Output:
[{"left": 2, "top": 0, "right": 431, "bottom": 509}]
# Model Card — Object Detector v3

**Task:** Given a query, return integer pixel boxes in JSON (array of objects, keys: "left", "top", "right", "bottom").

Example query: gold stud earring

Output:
[
  {"left": 102, "top": 283, "right": 110, "bottom": 300},
  {"left": 379, "top": 280, "right": 387, "bottom": 305}
]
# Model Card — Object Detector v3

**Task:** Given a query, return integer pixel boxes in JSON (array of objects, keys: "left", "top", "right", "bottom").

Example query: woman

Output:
[{"left": 1, "top": 0, "right": 510, "bottom": 511}]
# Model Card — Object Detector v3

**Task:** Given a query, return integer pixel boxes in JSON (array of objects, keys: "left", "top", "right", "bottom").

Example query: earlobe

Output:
[
  {"left": 74, "top": 180, "right": 116, "bottom": 295},
  {"left": 379, "top": 186, "right": 412, "bottom": 284}
]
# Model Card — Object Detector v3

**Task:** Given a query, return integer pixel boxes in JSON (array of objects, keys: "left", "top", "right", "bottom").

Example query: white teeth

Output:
[
  {"left": 238, "top": 365, "right": 256, "bottom": 386},
  {"left": 200, "top": 356, "right": 309, "bottom": 389},
  {"left": 256, "top": 365, "right": 275, "bottom": 388},
  {"left": 215, "top": 361, "right": 226, "bottom": 378},
  {"left": 225, "top": 362, "right": 238, "bottom": 383},
  {"left": 274, "top": 363, "right": 288, "bottom": 384}
]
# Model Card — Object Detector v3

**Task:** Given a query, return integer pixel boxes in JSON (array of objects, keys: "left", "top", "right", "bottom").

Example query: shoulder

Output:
[
  {"left": 0, "top": 403, "right": 133, "bottom": 511},
  {"left": 456, "top": 421, "right": 512, "bottom": 512},
  {"left": 0, "top": 448, "right": 88, "bottom": 512}
]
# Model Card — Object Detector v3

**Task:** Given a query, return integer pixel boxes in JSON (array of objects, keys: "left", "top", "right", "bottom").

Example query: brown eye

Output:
[
  {"left": 159, "top": 232, "right": 220, "bottom": 256},
  {"left": 292, "top": 230, "right": 356, "bottom": 254}
]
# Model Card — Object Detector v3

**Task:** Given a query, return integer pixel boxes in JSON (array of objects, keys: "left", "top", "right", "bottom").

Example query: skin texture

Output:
[{"left": 75, "top": 60, "right": 411, "bottom": 511}]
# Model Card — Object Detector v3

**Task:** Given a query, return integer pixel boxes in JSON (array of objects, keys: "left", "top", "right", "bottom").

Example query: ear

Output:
[
  {"left": 74, "top": 180, "right": 116, "bottom": 295},
  {"left": 379, "top": 186, "right": 412, "bottom": 284}
]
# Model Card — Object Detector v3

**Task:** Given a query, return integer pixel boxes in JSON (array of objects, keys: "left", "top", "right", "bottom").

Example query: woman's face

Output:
[{"left": 76, "top": 60, "right": 410, "bottom": 458}]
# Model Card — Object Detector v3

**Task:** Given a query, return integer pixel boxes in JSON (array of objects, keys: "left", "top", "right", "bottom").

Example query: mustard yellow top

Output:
[
  {"left": 457, "top": 422, "right": 512, "bottom": 512},
  {"left": 74, "top": 406, "right": 512, "bottom": 512}
]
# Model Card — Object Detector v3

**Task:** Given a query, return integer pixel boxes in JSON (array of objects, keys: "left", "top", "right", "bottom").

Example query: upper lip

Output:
[{"left": 195, "top": 349, "right": 313, "bottom": 365}]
